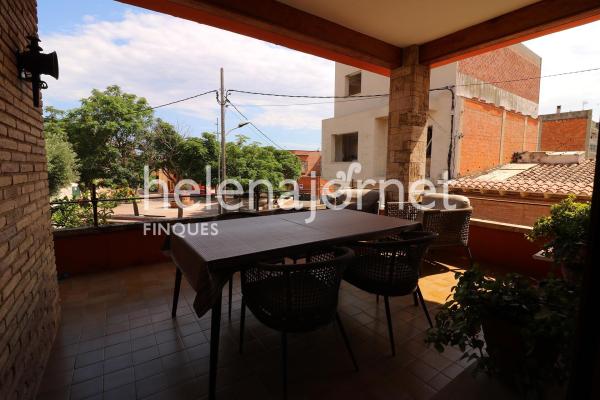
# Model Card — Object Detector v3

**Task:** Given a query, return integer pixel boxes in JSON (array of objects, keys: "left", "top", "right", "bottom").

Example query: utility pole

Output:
[
  {"left": 220, "top": 68, "right": 226, "bottom": 184},
  {"left": 219, "top": 68, "right": 226, "bottom": 214}
]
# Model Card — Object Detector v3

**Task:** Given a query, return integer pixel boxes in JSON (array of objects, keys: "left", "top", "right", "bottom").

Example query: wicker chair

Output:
[
  {"left": 385, "top": 193, "right": 473, "bottom": 268},
  {"left": 344, "top": 231, "right": 438, "bottom": 356},
  {"left": 239, "top": 247, "right": 357, "bottom": 399}
]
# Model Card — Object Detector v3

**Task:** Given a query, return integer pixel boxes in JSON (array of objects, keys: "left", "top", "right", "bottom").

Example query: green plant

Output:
[
  {"left": 527, "top": 195, "right": 590, "bottom": 268},
  {"left": 426, "top": 268, "right": 578, "bottom": 394}
]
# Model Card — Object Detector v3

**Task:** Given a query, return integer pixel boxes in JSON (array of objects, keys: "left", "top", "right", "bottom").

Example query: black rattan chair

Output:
[
  {"left": 345, "top": 231, "right": 437, "bottom": 356},
  {"left": 239, "top": 246, "right": 357, "bottom": 399}
]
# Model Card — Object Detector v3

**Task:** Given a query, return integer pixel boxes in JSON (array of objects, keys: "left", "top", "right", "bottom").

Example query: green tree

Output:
[
  {"left": 44, "top": 107, "right": 79, "bottom": 196},
  {"left": 225, "top": 135, "right": 301, "bottom": 188},
  {"left": 64, "top": 85, "right": 153, "bottom": 188},
  {"left": 145, "top": 121, "right": 220, "bottom": 186}
]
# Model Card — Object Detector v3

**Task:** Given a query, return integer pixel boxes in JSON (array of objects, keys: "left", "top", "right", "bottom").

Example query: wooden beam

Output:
[
  {"left": 420, "top": 0, "right": 600, "bottom": 66},
  {"left": 117, "top": 0, "right": 402, "bottom": 75}
]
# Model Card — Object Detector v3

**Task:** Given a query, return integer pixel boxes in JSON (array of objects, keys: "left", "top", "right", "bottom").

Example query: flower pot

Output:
[
  {"left": 561, "top": 263, "right": 583, "bottom": 285},
  {"left": 481, "top": 317, "right": 525, "bottom": 375},
  {"left": 482, "top": 316, "right": 561, "bottom": 386}
]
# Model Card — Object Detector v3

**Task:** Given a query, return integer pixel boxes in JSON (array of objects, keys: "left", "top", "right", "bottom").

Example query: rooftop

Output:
[{"left": 449, "top": 151, "right": 595, "bottom": 198}]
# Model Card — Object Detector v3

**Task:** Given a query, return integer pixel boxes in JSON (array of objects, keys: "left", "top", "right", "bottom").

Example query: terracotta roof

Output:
[{"left": 449, "top": 159, "right": 595, "bottom": 197}]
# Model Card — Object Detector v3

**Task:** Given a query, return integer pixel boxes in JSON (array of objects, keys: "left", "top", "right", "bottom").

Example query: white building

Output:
[{"left": 321, "top": 44, "right": 542, "bottom": 185}]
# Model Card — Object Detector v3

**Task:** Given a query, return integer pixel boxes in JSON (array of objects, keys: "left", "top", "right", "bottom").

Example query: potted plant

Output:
[
  {"left": 426, "top": 268, "right": 578, "bottom": 396},
  {"left": 527, "top": 195, "right": 590, "bottom": 283}
]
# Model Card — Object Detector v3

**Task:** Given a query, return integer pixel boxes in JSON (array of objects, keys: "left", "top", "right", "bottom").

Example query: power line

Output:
[
  {"left": 453, "top": 66, "right": 600, "bottom": 88},
  {"left": 227, "top": 89, "right": 389, "bottom": 99},
  {"left": 226, "top": 99, "right": 287, "bottom": 150},
  {"left": 143, "top": 90, "right": 218, "bottom": 112},
  {"left": 233, "top": 95, "right": 387, "bottom": 108}
]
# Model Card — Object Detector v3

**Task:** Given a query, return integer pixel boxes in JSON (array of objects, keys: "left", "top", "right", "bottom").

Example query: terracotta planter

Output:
[
  {"left": 561, "top": 262, "right": 583, "bottom": 285},
  {"left": 482, "top": 317, "right": 560, "bottom": 382}
]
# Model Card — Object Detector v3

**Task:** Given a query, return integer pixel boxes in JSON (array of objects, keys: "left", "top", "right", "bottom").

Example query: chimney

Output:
[{"left": 556, "top": 105, "right": 562, "bottom": 113}]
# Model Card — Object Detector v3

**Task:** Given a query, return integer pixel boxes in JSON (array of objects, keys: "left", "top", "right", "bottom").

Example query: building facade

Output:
[
  {"left": 539, "top": 107, "right": 598, "bottom": 159},
  {"left": 321, "top": 44, "right": 542, "bottom": 184},
  {"left": 289, "top": 150, "right": 321, "bottom": 176}
]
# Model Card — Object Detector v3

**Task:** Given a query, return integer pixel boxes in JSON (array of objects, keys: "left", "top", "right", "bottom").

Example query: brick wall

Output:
[
  {"left": 459, "top": 98, "right": 539, "bottom": 176},
  {"left": 0, "top": 1, "right": 61, "bottom": 399},
  {"left": 457, "top": 45, "right": 541, "bottom": 103},
  {"left": 540, "top": 116, "right": 588, "bottom": 152},
  {"left": 459, "top": 99, "right": 503, "bottom": 175}
]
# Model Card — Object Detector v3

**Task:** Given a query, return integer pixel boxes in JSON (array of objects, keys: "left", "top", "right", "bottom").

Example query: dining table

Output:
[{"left": 165, "top": 208, "right": 420, "bottom": 399}]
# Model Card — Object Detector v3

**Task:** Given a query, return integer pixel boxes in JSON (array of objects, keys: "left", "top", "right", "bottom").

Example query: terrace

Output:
[{"left": 1, "top": 1, "right": 600, "bottom": 400}]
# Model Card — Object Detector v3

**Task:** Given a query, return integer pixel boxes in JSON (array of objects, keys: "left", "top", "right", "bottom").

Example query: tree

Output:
[
  {"left": 225, "top": 135, "right": 302, "bottom": 188},
  {"left": 146, "top": 122, "right": 220, "bottom": 187},
  {"left": 64, "top": 85, "right": 154, "bottom": 188},
  {"left": 44, "top": 108, "right": 79, "bottom": 196}
]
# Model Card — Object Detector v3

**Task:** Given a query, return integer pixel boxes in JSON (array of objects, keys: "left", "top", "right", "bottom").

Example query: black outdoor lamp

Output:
[{"left": 16, "top": 36, "right": 59, "bottom": 108}]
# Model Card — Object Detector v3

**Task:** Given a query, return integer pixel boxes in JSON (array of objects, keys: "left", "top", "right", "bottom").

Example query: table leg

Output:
[{"left": 209, "top": 290, "right": 223, "bottom": 400}]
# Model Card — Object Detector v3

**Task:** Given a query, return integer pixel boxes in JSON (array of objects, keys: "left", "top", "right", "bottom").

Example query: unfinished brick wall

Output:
[
  {"left": 0, "top": 1, "right": 61, "bottom": 399},
  {"left": 457, "top": 45, "right": 541, "bottom": 102},
  {"left": 459, "top": 99, "right": 539, "bottom": 176},
  {"left": 540, "top": 117, "right": 588, "bottom": 152},
  {"left": 459, "top": 99, "right": 503, "bottom": 175}
]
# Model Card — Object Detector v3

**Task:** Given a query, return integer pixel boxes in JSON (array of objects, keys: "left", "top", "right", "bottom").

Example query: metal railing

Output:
[{"left": 50, "top": 185, "right": 299, "bottom": 228}]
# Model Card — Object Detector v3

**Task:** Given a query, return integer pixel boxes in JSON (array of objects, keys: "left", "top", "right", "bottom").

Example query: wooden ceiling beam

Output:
[{"left": 419, "top": 0, "right": 600, "bottom": 66}]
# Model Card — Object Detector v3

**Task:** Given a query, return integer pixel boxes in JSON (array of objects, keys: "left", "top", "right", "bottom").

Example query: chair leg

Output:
[
  {"left": 412, "top": 292, "right": 419, "bottom": 307},
  {"left": 239, "top": 297, "right": 246, "bottom": 354},
  {"left": 228, "top": 276, "right": 233, "bottom": 320},
  {"left": 336, "top": 313, "right": 358, "bottom": 371},
  {"left": 465, "top": 245, "right": 474, "bottom": 268},
  {"left": 416, "top": 287, "right": 433, "bottom": 328},
  {"left": 281, "top": 332, "right": 288, "bottom": 400},
  {"left": 383, "top": 296, "right": 395, "bottom": 356},
  {"left": 171, "top": 268, "right": 182, "bottom": 318}
]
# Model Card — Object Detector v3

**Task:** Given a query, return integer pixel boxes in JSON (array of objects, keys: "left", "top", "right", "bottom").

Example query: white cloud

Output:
[
  {"left": 525, "top": 21, "right": 600, "bottom": 119},
  {"left": 43, "top": 11, "right": 334, "bottom": 133}
]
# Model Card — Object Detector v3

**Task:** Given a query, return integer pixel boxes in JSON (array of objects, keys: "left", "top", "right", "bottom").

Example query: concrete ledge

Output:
[{"left": 471, "top": 218, "right": 532, "bottom": 234}]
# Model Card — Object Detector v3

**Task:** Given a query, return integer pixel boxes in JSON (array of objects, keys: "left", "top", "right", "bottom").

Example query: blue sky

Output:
[
  {"left": 38, "top": 0, "right": 333, "bottom": 150},
  {"left": 38, "top": 1, "right": 600, "bottom": 149}
]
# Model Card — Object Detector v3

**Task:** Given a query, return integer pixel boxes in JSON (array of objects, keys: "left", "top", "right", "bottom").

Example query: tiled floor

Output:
[{"left": 38, "top": 259, "right": 471, "bottom": 400}]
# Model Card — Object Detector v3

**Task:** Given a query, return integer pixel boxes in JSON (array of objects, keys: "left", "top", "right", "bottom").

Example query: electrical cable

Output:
[{"left": 226, "top": 99, "right": 287, "bottom": 150}]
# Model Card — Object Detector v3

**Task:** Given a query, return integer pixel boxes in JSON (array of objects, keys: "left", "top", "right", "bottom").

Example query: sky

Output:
[{"left": 38, "top": 1, "right": 600, "bottom": 151}]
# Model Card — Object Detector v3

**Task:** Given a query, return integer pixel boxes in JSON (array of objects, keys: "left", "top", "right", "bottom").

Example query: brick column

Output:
[
  {"left": 1, "top": 1, "right": 60, "bottom": 399},
  {"left": 386, "top": 46, "right": 430, "bottom": 201}
]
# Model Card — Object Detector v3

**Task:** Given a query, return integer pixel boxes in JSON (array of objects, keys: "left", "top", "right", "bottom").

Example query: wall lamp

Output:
[{"left": 17, "top": 36, "right": 59, "bottom": 108}]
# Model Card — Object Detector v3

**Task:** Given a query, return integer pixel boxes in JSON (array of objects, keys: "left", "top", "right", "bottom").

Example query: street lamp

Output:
[
  {"left": 217, "top": 121, "right": 250, "bottom": 214},
  {"left": 218, "top": 121, "right": 250, "bottom": 184}
]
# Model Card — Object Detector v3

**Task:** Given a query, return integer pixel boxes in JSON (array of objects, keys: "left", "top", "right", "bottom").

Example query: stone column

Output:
[{"left": 386, "top": 46, "right": 430, "bottom": 201}]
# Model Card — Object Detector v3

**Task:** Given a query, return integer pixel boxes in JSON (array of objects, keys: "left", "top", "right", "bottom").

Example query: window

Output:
[
  {"left": 334, "top": 132, "right": 358, "bottom": 162},
  {"left": 346, "top": 72, "right": 361, "bottom": 96},
  {"left": 426, "top": 126, "right": 433, "bottom": 157},
  {"left": 301, "top": 160, "right": 308, "bottom": 174}
]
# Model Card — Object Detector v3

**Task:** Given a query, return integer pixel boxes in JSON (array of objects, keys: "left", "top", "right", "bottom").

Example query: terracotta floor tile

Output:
[{"left": 39, "top": 261, "right": 470, "bottom": 399}]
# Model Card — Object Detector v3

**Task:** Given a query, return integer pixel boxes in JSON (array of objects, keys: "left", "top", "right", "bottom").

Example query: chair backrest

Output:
[
  {"left": 241, "top": 246, "right": 354, "bottom": 332},
  {"left": 385, "top": 201, "right": 421, "bottom": 221},
  {"left": 422, "top": 208, "right": 472, "bottom": 247},
  {"left": 348, "top": 231, "right": 437, "bottom": 296},
  {"left": 421, "top": 193, "right": 471, "bottom": 210}
]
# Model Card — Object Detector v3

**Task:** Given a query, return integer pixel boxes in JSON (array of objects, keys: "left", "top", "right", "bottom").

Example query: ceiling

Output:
[{"left": 277, "top": 0, "right": 541, "bottom": 47}]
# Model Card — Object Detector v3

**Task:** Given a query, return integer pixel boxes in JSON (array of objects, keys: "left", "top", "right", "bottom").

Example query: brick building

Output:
[
  {"left": 448, "top": 151, "right": 594, "bottom": 226},
  {"left": 0, "top": 1, "right": 61, "bottom": 399},
  {"left": 289, "top": 150, "right": 321, "bottom": 176},
  {"left": 321, "top": 44, "right": 542, "bottom": 183},
  {"left": 539, "top": 107, "right": 598, "bottom": 159}
]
